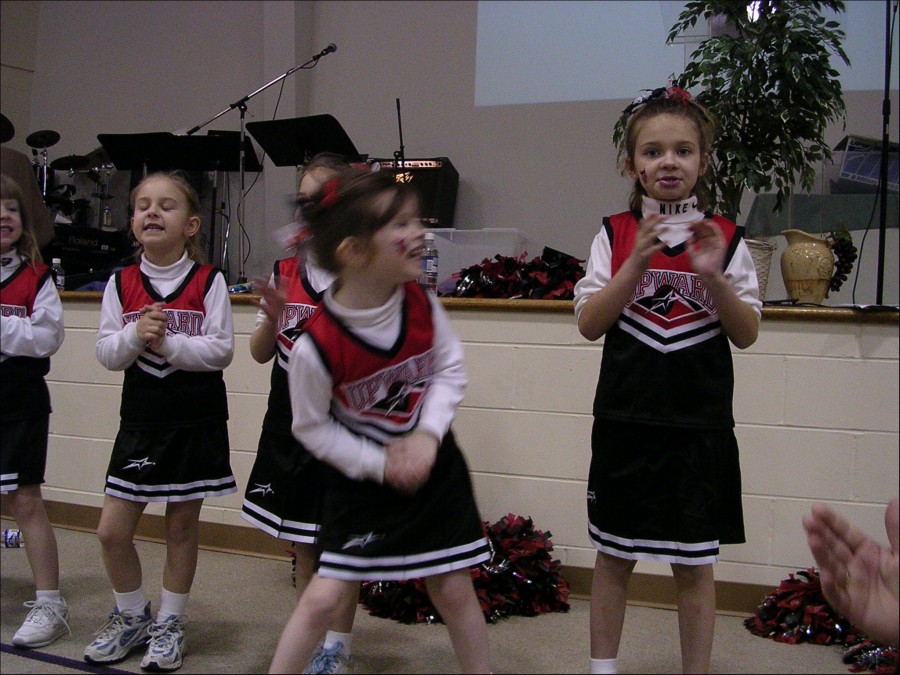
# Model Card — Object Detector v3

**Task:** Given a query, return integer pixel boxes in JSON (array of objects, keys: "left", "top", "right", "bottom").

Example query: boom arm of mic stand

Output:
[
  {"left": 180, "top": 47, "right": 332, "bottom": 281},
  {"left": 184, "top": 55, "right": 320, "bottom": 136}
]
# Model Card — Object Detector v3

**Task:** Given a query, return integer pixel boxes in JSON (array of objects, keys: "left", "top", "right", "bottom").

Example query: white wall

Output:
[
  {"left": 2, "top": 0, "right": 896, "bottom": 302},
  {"left": 43, "top": 301, "right": 900, "bottom": 588}
]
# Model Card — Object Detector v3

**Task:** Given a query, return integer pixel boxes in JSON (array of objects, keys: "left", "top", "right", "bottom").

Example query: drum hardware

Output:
[
  {"left": 25, "top": 129, "right": 60, "bottom": 149},
  {"left": 44, "top": 183, "right": 76, "bottom": 205},
  {"left": 26, "top": 129, "right": 61, "bottom": 200},
  {"left": 50, "top": 154, "right": 90, "bottom": 172},
  {"left": 92, "top": 163, "right": 116, "bottom": 230},
  {"left": 84, "top": 145, "right": 112, "bottom": 168}
]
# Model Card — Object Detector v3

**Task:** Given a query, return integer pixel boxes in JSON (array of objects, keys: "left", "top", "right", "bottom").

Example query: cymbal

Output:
[
  {"left": 84, "top": 145, "right": 112, "bottom": 167},
  {"left": 25, "top": 129, "right": 61, "bottom": 149},
  {"left": 0, "top": 113, "right": 13, "bottom": 144},
  {"left": 50, "top": 154, "right": 90, "bottom": 171}
]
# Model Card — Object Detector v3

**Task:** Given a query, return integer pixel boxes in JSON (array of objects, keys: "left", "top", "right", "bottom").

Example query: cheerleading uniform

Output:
[
  {"left": 241, "top": 256, "right": 334, "bottom": 542},
  {"left": 288, "top": 280, "right": 490, "bottom": 581},
  {"left": 0, "top": 250, "right": 64, "bottom": 492},
  {"left": 574, "top": 197, "right": 761, "bottom": 565},
  {"left": 96, "top": 253, "right": 236, "bottom": 502}
]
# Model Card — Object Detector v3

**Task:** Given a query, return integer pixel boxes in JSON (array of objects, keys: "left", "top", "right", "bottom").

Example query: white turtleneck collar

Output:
[
  {"left": 139, "top": 251, "right": 193, "bottom": 280},
  {"left": 138, "top": 251, "right": 196, "bottom": 297},
  {"left": 1, "top": 246, "right": 21, "bottom": 268},
  {"left": 323, "top": 284, "right": 405, "bottom": 351},
  {"left": 641, "top": 196, "right": 704, "bottom": 248},
  {"left": 1, "top": 247, "right": 22, "bottom": 281},
  {"left": 324, "top": 284, "right": 403, "bottom": 325}
]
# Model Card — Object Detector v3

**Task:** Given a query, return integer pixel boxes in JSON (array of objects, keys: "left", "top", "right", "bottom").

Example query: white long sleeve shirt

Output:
[
  {"left": 0, "top": 249, "right": 64, "bottom": 362},
  {"left": 96, "top": 252, "right": 234, "bottom": 372},
  {"left": 288, "top": 285, "right": 466, "bottom": 483}
]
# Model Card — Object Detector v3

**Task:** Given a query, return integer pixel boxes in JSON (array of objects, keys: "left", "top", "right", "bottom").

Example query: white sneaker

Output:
[
  {"left": 140, "top": 615, "right": 186, "bottom": 672},
  {"left": 84, "top": 603, "right": 152, "bottom": 664},
  {"left": 12, "top": 597, "right": 71, "bottom": 648},
  {"left": 304, "top": 640, "right": 353, "bottom": 674}
]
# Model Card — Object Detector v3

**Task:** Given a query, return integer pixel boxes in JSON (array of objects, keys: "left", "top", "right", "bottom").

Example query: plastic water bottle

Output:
[
  {"left": 51, "top": 258, "right": 66, "bottom": 291},
  {"left": 421, "top": 232, "right": 439, "bottom": 293},
  {"left": 3, "top": 528, "right": 24, "bottom": 548}
]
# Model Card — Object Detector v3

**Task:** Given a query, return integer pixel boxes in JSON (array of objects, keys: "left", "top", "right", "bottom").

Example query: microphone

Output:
[{"left": 315, "top": 43, "right": 337, "bottom": 59}]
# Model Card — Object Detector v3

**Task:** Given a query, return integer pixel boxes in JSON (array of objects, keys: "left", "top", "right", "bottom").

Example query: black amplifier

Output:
[
  {"left": 371, "top": 157, "right": 459, "bottom": 228},
  {"left": 43, "top": 225, "right": 134, "bottom": 287}
]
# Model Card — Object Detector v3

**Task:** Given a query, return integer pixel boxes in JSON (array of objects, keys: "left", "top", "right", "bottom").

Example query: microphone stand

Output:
[
  {"left": 875, "top": 0, "right": 895, "bottom": 305},
  {"left": 185, "top": 45, "right": 336, "bottom": 283},
  {"left": 393, "top": 98, "right": 406, "bottom": 170}
]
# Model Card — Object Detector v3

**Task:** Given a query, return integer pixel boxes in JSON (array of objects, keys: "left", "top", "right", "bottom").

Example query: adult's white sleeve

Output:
[
  {"left": 288, "top": 335, "right": 387, "bottom": 483},
  {"left": 0, "top": 275, "right": 64, "bottom": 358}
]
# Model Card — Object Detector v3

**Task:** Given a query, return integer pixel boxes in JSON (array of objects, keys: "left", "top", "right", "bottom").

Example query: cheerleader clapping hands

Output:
[{"left": 88, "top": 172, "right": 236, "bottom": 672}]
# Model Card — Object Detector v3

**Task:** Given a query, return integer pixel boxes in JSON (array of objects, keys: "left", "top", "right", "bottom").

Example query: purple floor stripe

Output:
[{"left": 1, "top": 642, "right": 134, "bottom": 674}]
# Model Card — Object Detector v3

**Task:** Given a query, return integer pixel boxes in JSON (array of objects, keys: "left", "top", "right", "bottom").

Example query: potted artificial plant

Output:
[
  {"left": 666, "top": 0, "right": 857, "bottom": 298},
  {"left": 667, "top": 0, "right": 850, "bottom": 222}
]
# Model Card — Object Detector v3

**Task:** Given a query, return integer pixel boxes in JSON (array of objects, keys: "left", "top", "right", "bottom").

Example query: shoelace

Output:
[
  {"left": 147, "top": 618, "right": 184, "bottom": 650},
  {"left": 93, "top": 611, "right": 134, "bottom": 640},
  {"left": 310, "top": 642, "right": 347, "bottom": 674},
  {"left": 21, "top": 600, "right": 72, "bottom": 637}
]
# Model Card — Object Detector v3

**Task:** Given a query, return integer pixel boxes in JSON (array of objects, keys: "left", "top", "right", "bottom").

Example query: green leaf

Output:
[{"left": 653, "top": 0, "right": 849, "bottom": 219}]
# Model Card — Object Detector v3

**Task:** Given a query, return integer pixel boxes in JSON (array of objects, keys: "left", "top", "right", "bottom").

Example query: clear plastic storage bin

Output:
[{"left": 428, "top": 228, "right": 540, "bottom": 283}]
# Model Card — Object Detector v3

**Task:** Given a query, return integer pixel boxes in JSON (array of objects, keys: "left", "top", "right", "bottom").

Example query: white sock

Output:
[
  {"left": 324, "top": 630, "right": 353, "bottom": 655},
  {"left": 35, "top": 589, "right": 63, "bottom": 604},
  {"left": 114, "top": 588, "right": 147, "bottom": 616},
  {"left": 590, "top": 657, "right": 618, "bottom": 674},
  {"left": 157, "top": 588, "right": 189, "bottom": 621}
]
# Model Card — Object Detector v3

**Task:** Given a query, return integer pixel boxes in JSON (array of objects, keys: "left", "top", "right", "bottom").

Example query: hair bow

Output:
[
  {"left": 320, "top": 177, "right": 341, "bottom": 209},
  {"left": 666, "top": 86, "right": 692, "bottom": 105},
  {"left": 622, "top": 84, "right": 693, "bottom": 118}
]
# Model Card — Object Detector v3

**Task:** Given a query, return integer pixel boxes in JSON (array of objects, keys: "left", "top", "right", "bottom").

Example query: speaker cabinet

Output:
[{"left": 372, "top": 158, "right": 459, "bottom": 227}]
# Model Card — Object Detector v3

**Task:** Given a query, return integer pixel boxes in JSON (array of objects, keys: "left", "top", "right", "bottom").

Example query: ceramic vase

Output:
[{"left": 780, "top": 229, "right": 834, "bottom": 304}]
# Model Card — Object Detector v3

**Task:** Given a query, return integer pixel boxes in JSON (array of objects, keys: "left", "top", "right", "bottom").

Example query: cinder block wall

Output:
[{"left": 42, "top": 299, "right": 899, "bottom": 591}]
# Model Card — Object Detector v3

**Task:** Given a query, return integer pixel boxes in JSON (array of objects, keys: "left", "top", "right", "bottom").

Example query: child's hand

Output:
[
  {"left": 253, "top": 276, "right": 288, "bottom": 324},
  {"left": 630, "top": 213, "right": 667, "bottom": 271},
  {"left": 136, "top": 303, "right": 167, "bottom": 351},
  {"left": 687, "top": 219, "right": 726, "bottom": 277},
  {"left": 383, "top": 431, "right": 439, "bottom": 496}
]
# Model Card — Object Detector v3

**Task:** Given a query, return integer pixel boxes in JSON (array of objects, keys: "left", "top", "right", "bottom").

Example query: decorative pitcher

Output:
[{"left": 780, "top": 229, "right": 834, "bottom": 304}]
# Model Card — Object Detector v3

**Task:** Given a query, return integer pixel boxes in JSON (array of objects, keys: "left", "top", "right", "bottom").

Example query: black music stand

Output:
[
  {"left": 97, "top": 132, "right": 261, "bottom": 173},
  {"left": 246, "top": 114, "right": 361, "bottom": 167},
  {"left": 97, "top": 132, "right": 262, "bottom": 264}
]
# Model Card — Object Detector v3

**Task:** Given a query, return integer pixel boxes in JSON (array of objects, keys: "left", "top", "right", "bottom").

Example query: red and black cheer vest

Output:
[
  {"left": 263, "top": 257, "right": 324, "bottom": 433},
  {"left": 304, "top": 281, "right": 435, "bottom": 442},
  {"left": 0, "top": 261, "right": 52, "bottom": 420},
  {"left": 595, "top": 210, "right": 743, "bottom": 429},
  {"left": 115, "top": 263, "right": 228, "bottom": 430}
]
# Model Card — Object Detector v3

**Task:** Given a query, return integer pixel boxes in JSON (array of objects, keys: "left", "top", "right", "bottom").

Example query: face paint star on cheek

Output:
[
  {"left": 393, "top": 237, "right": 408, "bottom": 254},
  {"left": 639, "top": 169, "right": 648, "bottom": 183}
]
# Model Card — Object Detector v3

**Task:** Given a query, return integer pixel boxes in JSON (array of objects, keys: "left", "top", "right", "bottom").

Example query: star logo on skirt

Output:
[{"left": 123, "top": 457, "right": 156, "bottom": 471}]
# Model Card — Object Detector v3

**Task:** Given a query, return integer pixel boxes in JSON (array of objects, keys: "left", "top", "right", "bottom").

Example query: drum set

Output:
[{"left": 26, "top": 128, "right": 117, "bottom": 230}]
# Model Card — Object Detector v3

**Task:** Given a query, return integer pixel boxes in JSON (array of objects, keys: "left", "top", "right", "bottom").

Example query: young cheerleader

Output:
[
  {"left": 240, "top": 152, "right": 359, "bottom": 673},
  {"left": 268, "top": 169, "right": 492, "bottom": 674},
  {"left": 87, "top": 171, "right": 236, "bottom": 671},
  {"left": 0, "top": 174, "right": 69, "bottom": 648},
  {"left": 573, "top": 86, "right": 762, "bottom": 674}
]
